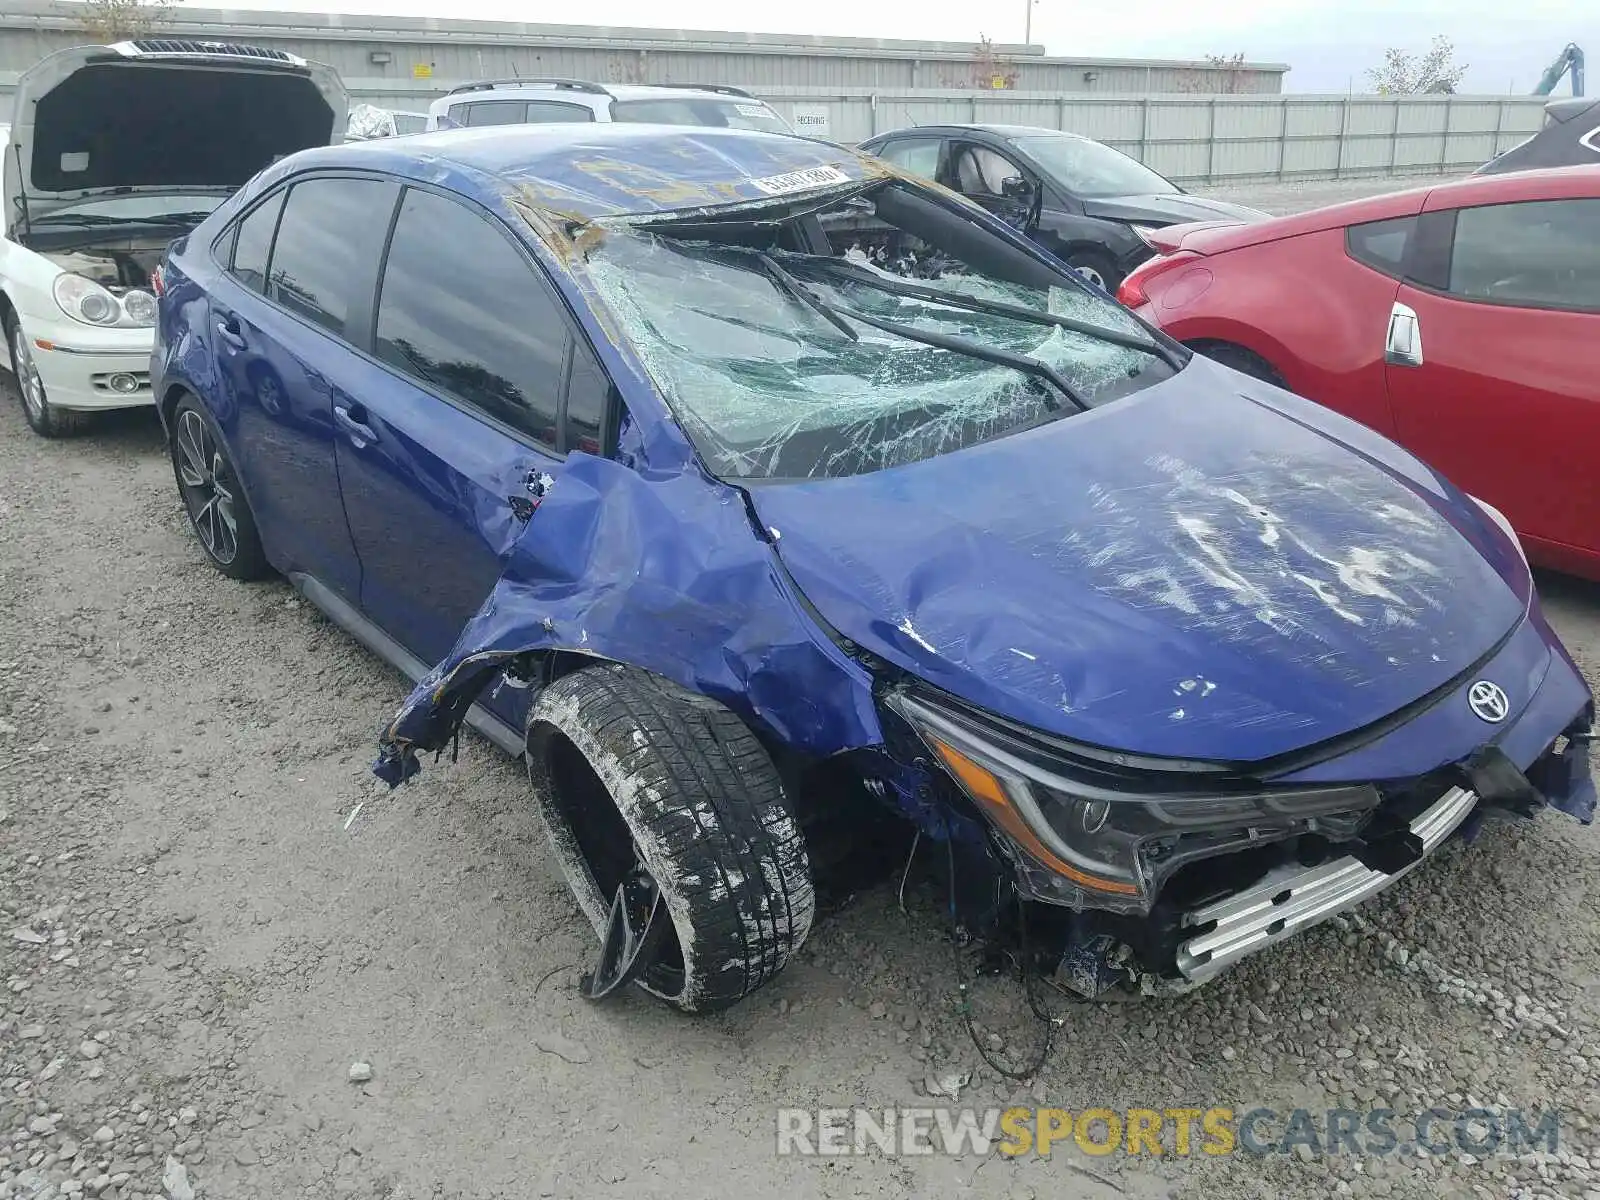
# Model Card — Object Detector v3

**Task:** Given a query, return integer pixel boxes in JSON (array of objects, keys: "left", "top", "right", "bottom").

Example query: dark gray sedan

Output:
[{"left": 860, "top": 123, "right": 1266, "bottom": 291}]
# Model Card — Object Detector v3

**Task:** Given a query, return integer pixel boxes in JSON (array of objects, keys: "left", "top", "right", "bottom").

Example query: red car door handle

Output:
[{"left": 1385, "top": 302, "right": 1424, "bottom": 367}]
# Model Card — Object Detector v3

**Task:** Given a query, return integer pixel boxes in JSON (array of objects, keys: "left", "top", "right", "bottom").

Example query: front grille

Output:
[{"left": 128, "top": 39, "right": 294, "bottom": 62}]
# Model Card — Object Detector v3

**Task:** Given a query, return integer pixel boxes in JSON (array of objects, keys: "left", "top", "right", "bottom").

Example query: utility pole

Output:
[{"left": 1025, "top": 0, "right": 1036, "bottom": 45}]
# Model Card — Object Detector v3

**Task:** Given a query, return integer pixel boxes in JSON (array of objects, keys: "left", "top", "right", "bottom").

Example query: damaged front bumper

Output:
[
  {"left": 1175, "top": 722, "right": 1595, "bottom": 982},
  {"left": 889, "top": 653, "right": 1594, "bottom": 997},
  {"left": 1176, "top": 783, "right": 1477, "bottom": 983}
]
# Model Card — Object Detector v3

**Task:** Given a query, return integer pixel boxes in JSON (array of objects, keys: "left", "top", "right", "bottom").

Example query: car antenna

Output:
[{"left": 10, "top": 142, "right": 31, "bottom": 236}]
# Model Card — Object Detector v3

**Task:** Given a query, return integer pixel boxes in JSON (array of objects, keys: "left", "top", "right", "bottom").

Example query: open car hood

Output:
[
  {"left": 749, "top": 356, "right": 1533, "bottom": 766},
  {"left": 6, "top": 41, "right": 346, "bottom": 226}
]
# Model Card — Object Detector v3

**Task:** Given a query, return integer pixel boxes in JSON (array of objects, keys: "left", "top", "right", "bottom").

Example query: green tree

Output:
[
  {"left": 1367, "top": 35, "right": 1468, "bottom": 95},
  {"left": 70, "top": 0, "right": 181, "bottom": 43}
]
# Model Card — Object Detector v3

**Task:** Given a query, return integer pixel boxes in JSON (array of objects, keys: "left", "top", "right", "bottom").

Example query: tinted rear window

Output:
[
  {"left": 374, "top": 188, "right": 566, "bottom": 447},
  {"left": 229, "top": 191, "right": 284, "bottom": 293},
  {"left": 1345, "top": 216, "right": 1415, "bottom": 278},
  {"left": 268, "top": 177, "right": 396, "bottom": 338},
  {"left": 1449, "top": 199, "right": 1600, "bottom": 312},
  {"left": 873, "top": 138, "right": 942, "bottom": 178},
  {"left": 610, "top": 97, "right": 790, "bottom": 133},
  {"left": 463, "top": 101, "right": 525, "bottom": 127},
  {"left": 525, "top": 101, "right": 593, "bottom": 123}
]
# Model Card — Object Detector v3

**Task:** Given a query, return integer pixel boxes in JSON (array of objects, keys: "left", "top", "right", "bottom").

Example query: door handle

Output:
[
  {"left": 333, "top": 404, "right": 377, "bottom": 445},
  {"left": 1385, "top": 301, "right": 1424, "bottom": 367},
  {"left": 216, "top": 315, "right": 246, "bottom": 351}
]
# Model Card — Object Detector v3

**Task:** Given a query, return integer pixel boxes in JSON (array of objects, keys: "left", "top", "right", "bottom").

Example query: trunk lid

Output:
[
  {"left": 750, "top": 357, "right": 1530, "bottom": 764},
  {"left": 6, "top": 40, "right": 346, "bottom": 227}
]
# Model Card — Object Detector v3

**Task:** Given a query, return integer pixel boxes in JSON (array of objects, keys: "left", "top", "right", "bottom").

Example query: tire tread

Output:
[{"left": 528, "top": 667, "right": 813, "bottom": 1014}]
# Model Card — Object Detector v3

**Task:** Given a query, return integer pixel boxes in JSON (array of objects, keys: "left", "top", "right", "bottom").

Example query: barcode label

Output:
[{"left": 748, "top": 165, "right": 852, "bottom": 195}]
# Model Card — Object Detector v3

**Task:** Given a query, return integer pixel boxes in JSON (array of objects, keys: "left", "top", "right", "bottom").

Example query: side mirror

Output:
[{"left": 1001, "top": 175, "right": 1036, "bottom": 201}]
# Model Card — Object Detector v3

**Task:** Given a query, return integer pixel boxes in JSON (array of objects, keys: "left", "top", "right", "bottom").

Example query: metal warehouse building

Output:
[{"left": 0, "top": 0, "right": 1288, "bottom": 110}]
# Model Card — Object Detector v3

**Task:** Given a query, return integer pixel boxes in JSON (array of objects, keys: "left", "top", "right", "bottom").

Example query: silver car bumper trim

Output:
[{"left": 1175, "top": 786, "right": 1477, "bottom": 982}]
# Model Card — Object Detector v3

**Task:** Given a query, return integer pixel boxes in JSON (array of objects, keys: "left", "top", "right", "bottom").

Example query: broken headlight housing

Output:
[{"left": 889, "top": 691, "right": 1382, "bottom": 915}]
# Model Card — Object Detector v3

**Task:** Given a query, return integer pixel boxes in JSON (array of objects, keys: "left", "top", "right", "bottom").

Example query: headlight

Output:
[
  {"left": 889, "top": 692, "right": 1380, "bottom": 913},
  {"left": 122, "top": 289, "right": 158, "bottom": 325},
  {"left": 1131, "top": 223, "right": 1166, "bottom": 248},
  {"left": 52, "top": 274, "right": 157, "bottom": 329}
]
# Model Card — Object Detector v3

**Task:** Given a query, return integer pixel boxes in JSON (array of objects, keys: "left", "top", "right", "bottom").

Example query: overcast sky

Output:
[{"left": 211, "top": 0, "right": 1594, "bottom": 94}]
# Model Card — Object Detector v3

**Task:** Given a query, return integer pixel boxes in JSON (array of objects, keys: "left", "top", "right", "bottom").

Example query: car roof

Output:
[
  {"left": 442, "top": 81, "right": 764, "bottom": 104},
  {"left": 1162, "top": 164, "right": 1600, "bottom": 257},
  {"left": 604, "top": 84, "right": 764, "bottom": 102},
  {"left": 1545, "top": 96, "right": 1600, "bottom": 124},
  {"left": 869, "top": 123, "right": 1089, "bottom": 142},
  {"left": 294, "top": 123, "right": 880, "bottom": 220}
]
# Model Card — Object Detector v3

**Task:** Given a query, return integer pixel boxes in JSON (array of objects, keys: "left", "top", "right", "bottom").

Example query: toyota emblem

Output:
[{"left": 1467, "top": 680, "right": 1510, "bottom": 724}]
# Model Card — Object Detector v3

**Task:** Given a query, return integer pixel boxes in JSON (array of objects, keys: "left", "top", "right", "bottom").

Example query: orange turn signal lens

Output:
[{"left": 928, "top": 736, "right": 1140, "bottom": 897}]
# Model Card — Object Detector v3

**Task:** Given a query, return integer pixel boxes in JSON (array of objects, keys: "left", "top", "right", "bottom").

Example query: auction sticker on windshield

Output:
[{"left": 749, "top": 166, "right": 852, "bottom": 195}]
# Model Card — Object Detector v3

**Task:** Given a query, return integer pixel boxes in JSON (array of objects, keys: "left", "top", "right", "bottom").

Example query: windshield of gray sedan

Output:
[
  {"left": 585, "top": 181, "right": 1172, "bottom": 480},
  {"left": 1012, "top": 134, "right": 1180, "bottom": 198}
]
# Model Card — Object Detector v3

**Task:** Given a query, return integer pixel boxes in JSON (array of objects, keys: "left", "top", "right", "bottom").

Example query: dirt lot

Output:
[{"left": 3, "top": 174, "right": 1599, "bottom": 1200}]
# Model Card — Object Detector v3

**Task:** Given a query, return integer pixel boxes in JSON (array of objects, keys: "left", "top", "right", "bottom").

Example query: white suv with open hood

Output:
[{"left": 1, "top": 40, "right": 346, "bottom": 436}]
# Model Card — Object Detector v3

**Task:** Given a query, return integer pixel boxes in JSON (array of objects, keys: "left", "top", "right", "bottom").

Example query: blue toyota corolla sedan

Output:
[{"left": 151, "top": 124, "right": 1595, "bottom": 1014}]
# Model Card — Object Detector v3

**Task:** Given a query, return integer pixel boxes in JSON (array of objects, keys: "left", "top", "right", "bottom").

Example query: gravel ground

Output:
[{"left": 3, "top": 173, "right": 1599, "bottom": 1200}]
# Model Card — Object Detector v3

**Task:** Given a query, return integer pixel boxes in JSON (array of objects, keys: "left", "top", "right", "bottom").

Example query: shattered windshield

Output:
[{"left": 586, "top": 183, "right": 1172, "bottom": 480}]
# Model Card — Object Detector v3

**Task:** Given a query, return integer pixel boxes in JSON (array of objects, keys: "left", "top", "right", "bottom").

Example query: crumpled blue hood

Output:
[{"left": 750, "top": 359, "right": 1533, "bottom": 764}]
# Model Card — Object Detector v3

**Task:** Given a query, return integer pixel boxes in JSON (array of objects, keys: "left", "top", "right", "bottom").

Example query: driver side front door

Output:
[{"left": 943, "top": 140, "right": 1036, "bottom": 231}]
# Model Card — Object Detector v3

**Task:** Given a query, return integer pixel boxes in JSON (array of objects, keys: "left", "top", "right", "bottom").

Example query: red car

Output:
[{"left": 1118, "top": 166, "right": 1600, "bottom": 581}]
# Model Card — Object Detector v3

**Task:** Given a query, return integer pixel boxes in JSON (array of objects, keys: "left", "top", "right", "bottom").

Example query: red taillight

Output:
[
  {"left": 1116, "top": 250, "right": 1202, "bottom": 309},
  {"left": 150, "top": 263, "right": 167, "bottom": 298}
]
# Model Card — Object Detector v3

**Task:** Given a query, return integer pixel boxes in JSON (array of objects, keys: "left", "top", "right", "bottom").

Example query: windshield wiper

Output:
[
  {"left": 739, "top": 248, "right": 1083, "bottom": 412},
  {"left": 754, "top": 252, "right": 859, "bottom": 342},
  {"left": 30, "top": 213, "right": 131, "bottom": 227},
  {"left": 793, "top": 254, "right": 1181, "bottom": 368},
  {"left": 34, "top": 210, "right": 214, "bottom": 229},
  {"left": 829, "top": 302, "right": 1084, "bottom": 412}
]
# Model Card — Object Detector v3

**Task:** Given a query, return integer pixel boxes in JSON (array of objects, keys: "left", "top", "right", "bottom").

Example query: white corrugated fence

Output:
[{"left": 0, "top": 76, "right": 1548, "bottom": 185}]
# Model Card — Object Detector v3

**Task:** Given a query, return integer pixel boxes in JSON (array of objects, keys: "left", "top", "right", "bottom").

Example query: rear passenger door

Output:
[
  {"left": 869, "top": 136, "right": 945, "bottom": 184},
  {"left": 208, "top": 174, "right": 398, "bottom": 602},
  {"left": 1385, "top": 196, "right": 1600, "bottom": 562},
  {"left": 334, "top": 185, "right": 611, "bottom": 695}
]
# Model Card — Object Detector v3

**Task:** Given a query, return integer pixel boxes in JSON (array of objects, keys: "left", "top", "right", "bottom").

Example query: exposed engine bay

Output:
[{"left": 25, "top": 233, "right": 169, "bottom": 292}]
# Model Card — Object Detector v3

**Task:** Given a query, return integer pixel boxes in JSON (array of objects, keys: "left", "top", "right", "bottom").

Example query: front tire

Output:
[
  {"left": 1188, "top": 340, "right": 1286, "bottom": 387},
  {"left": 1064, "top": 248, "right": 1123, "bottom": 294},
  {"left": 168, "top": 394, "right": 270, "bottom": 580},
  {"left": 6, "top": 313, "right": 90, "bottom": 438},
  {"left": 527, "top": 666, "right": 814, "bottom": 1014}
]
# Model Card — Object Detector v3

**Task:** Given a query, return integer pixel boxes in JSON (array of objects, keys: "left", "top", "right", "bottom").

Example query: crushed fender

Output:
[{"left": 373, "top": 451, "right": 883, "bottom": 786}]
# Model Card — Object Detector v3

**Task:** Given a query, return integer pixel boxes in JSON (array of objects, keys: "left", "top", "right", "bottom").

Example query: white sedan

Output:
[{"left": 2, "top": 40, "right": 346, "bottom": 437}]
